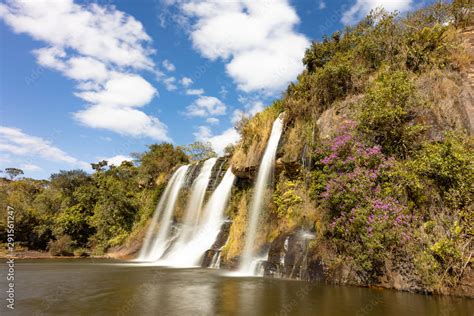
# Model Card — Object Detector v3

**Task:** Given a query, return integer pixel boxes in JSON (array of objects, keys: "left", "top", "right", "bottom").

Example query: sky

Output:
[{"left": 0, "top": 0, "right": 434, "bottom": 179}]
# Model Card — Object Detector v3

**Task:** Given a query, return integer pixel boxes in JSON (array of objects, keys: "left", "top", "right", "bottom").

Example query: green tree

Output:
[
  {"left": 4, "top": 167, "right": 24, "bottom": 180},
  {"left": 134, "top": 143, "right": 188, "bottom": 187},
  {"left": 183, "top": 141, "right": 217, "bottom": 161}
]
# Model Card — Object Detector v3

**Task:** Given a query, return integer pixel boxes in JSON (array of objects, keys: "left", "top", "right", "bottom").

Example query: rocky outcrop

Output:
[
  {"left": 260, "top": 228, "right": 326, "bottom": 281},
  {"left": 201, "top": 220, "right": 232, "bottom": 268},
  {"left": 207, "top": 157, "right": 228, "bottom": 190}
]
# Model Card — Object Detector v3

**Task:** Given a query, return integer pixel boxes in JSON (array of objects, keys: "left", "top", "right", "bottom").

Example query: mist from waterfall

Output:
[
  {"left": 137, "top": 165, "right": 189, "bottom": 261},
  {"left": 238, "top": 115, "right": 284, "bottom": 275},
  {"left": 160, "top": 158, "right": 217, "bottom": 265}
]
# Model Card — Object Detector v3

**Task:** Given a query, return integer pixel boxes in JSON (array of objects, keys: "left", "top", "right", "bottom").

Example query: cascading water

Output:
[
  {"left": 137, "top": 165, "right": 189, "bottom": 261},
  {"left": 210, "top": 251, "right": 221, "bottom": 269},
  {"left": 238, "top": 115, "right": 284, "bottom": 275},
  {"left": 163, "top": 167, "right": 235, "bottom": 267},
  {"left": 160, "top": 158, "right": 217, "bottom": 265}
]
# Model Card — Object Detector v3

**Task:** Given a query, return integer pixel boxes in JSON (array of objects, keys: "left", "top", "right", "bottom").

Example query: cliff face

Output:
[{"left": 220, "top": 10, "right": 474, "bottom": 297}]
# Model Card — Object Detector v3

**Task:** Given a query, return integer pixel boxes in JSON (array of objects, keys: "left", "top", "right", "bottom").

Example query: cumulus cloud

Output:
[
  {"left": 185, "top": 96, "right": 226, "bottom": 117},
  {"left": 169, "top": 0, "right": 309, "bottom": 94},
  {"left": 163, "top": 76, "right": 178, "bottom": 91},
  {"left": 232, "top": 97, "right": 265, "bottom": 124},
  {"left": 74, "top": 105, "right": 169, "bottom": 140},
  {"left": 0, "top": 126, "right": 88, "bottom": 168},
  {"left": 20, "top": 163, "right": 42, "bottom": 172},
  {"left": 99, "top": 154, "right": 133, "bottom": 166},
  {"left": 341, "top": 0, "right": 413, "bottom": 25},
  {"left": 185, "top": 88, "right": 205, "bottom": 96},
  {"left": 194, "top": 126, "right": 240, "bottom": 155},
  {"left": 180, "top": 77, "right": 193, "bottom": 86},
  {"left": 74, "top": 73, "right": 156, "bottom": 108},
  {"left": 162, "top": 59, "right": 176, "bottom": 71},
  {"left": 0, "top": 0, "right": 170, "bottom": 141},
  {"left": 206, "top": 117, "right": 219, "bottom": 124}
]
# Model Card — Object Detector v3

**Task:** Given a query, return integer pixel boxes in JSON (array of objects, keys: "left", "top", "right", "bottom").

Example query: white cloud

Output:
[
  {"left": 171, "top": 0, "right": 309, "bottom": 94},
  {"left": 162, "top": 59, "right": 176, "bottom": 71},
  {"left": 194, "top": 126, "right": 240, "bottom": 155},
  {"left": 341, "top": 0, "right": 413, "bottom": 25},
  {"left": 74, "top": 105, "right": 169, "bottom": 141},
  {"left": 319, "top": 1, "right": 326, "bottom": 10},
  {"left": 20, "top": 163, "right": 42, "bottom": 172},
  {"left": 180, "top": 76, "right": 193, "bottom": 86},
  {"left": 0, "top": 0, "right": 154, "bottom": 69},
  {"left": 75, "top": 73, "right": 156, "bottom": 108},
  {"left": 219, "top": 85, "right": 228, "bottom": 99},
  {"left": 0, "top": 126, "right": 88, "bottom": 168},
  {"left": 232, "top": 97, "right": 265, "bottom": 124},
  {"left": 185, "top": 96, "right": 226, "bottom": 117},
  {"left": 163, "top": 76, "right": 178, "bottom": 91},
  {"left": 185, "top": 88, "right": 205, "bottom": 96},
  {"left": 0, "top": 0, "right": 170, "bottom": 141},
  {"left": 99, "top": 154, "right": 133, "bottom": 166},
  {"left": 206, "top": 117, "right": 219, "bottom": 124}
]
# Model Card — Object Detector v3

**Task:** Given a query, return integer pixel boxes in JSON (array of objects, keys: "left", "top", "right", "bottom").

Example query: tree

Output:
[
  {"left": 183, "top": 141, "right": 217, "bottom": 161},
  {"left": 91, "top": 160, "right": 108, "bottom": 172},
  {"left": 135, "top": 143, "right": 188, "bottom": 187},
  {"left": 4, "top": 168, "right": 24, "bottom": 180}
]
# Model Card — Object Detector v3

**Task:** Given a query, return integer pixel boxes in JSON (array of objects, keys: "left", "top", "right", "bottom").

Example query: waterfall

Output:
[
  {"left": 137, "top": 165, "right": 189, "bottom": 261},
  {"left": 159, "top": 158, "right": 217, "bottom": 265},
  {"left": 212, "top": 251, "right": 222, "bottom": 268},
  {"left": 163, "top": 167, "right": 235, "bottom": 267},
  {"left": 238, "top": 115, "right": 284, "bottom": 275}
]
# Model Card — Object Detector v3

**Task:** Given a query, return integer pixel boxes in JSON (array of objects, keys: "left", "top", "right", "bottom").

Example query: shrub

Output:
[
  {"left": 312, "top": 125, "right": 414, "bottom": 277},
  {"left": 48, "top": 235, "right": 74, "bottom": 256},
  {"left": 357, "top": 70, "right": 425, "bottom": 158},
  {"left": 406, "top": 24, "right": 450, "bottom": 72}
]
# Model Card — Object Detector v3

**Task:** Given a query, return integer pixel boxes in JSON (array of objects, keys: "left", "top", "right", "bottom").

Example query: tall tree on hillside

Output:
[{"left": 4, "top": 167, "right": 24, "bottom": 180}]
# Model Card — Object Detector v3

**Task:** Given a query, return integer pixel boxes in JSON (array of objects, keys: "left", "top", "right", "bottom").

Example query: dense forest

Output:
[{"left": 1, "top": 1, "right": 472, "bottom": 296}]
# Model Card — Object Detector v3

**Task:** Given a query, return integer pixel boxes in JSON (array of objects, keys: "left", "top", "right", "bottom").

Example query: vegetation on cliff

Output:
[{"left": 226, "top": 1, "right": 472, "bottom": 294}]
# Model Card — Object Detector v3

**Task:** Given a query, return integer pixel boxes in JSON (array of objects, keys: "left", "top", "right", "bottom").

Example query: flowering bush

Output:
[{"left": 312, "top": 125, "right": 415, "bottom": 276}]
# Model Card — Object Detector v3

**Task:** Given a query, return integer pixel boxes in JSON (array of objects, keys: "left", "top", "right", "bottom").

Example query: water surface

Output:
[{"left": 1, "top": 259, "right": 472, "bottom": 315}]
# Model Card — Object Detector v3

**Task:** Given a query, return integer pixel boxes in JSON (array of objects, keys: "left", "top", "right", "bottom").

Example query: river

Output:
[{"left": 1, "top": 259, "right": 472, "bottom": 315}]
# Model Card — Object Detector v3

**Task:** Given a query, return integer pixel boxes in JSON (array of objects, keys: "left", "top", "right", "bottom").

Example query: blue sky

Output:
[{"left": 0, "top": 0, "right": 433, "bottom": 179}]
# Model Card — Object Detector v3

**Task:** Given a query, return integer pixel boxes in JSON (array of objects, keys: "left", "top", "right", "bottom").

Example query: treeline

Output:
[{"left": 0, "top": 142, "right": 215, "bottom": 255}]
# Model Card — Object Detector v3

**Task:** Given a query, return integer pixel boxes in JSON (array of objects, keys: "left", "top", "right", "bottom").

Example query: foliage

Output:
[
  {"left": 134, "top": 143, "right": 188, "bottom": 187},
  {"left": 232, "top": 101, "right": 283, "bottom": 169},
  {"left": 356, "top": 70, "right": 425, "bottom": 158},
  {"left": 3, "top": 168, "right": 24, "bottom": 180},
  {"left": 182, "top": 141, "right": 217, "bottom": 161},
  {"left": 310, "top": 126, "right": 416, "bottom": 277},
  {"left": 406, "top": 24, "right": 450, "bottom": 72},
  {"left": 0, "top": 143, "right": 190, "bottom": 255},
  {"left": 48, "top": 235, "right": 74, "bottom": 256}
]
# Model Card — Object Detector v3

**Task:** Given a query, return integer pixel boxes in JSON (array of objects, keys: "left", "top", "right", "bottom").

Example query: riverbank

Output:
[{"left": 0, "top": 249, "right": 110, "bottom": 259}]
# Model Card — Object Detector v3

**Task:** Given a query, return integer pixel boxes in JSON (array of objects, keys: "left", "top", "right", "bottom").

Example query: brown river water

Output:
[{"left": 0, "top": 259, "right": 472, "bottom": 315}]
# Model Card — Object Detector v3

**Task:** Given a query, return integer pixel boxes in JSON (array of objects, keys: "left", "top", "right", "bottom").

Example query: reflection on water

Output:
[{"left": 0, "top": 259, "right": 472, "bottom": 315}]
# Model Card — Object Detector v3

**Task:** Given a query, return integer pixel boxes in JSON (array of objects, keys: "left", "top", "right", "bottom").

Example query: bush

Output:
[
  {"left": 311, "top": 125, "right": 414, "bottom": 277},
  {"left": 357, "top": 70, "right": 425, "bottom": 158},
  {"left": 48, "top": 235, "right": 74, "bottom": 256}
]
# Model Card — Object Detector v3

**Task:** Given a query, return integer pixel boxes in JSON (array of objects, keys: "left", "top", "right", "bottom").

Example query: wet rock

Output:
[
  {"left": 263, "top": 228, "right": 324, "bottom": 281},
  {"left": 202, "top": 249, "right": 219, "bottom": 268},
  {"left": 201, "top": 221, "right": 232, "bottom": 268},
  {"left": 207, "top": 157, "right": 228, "bottom": 190},
  {"left": 211, "top": 221, "right": 232, "bottom": 250}
]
